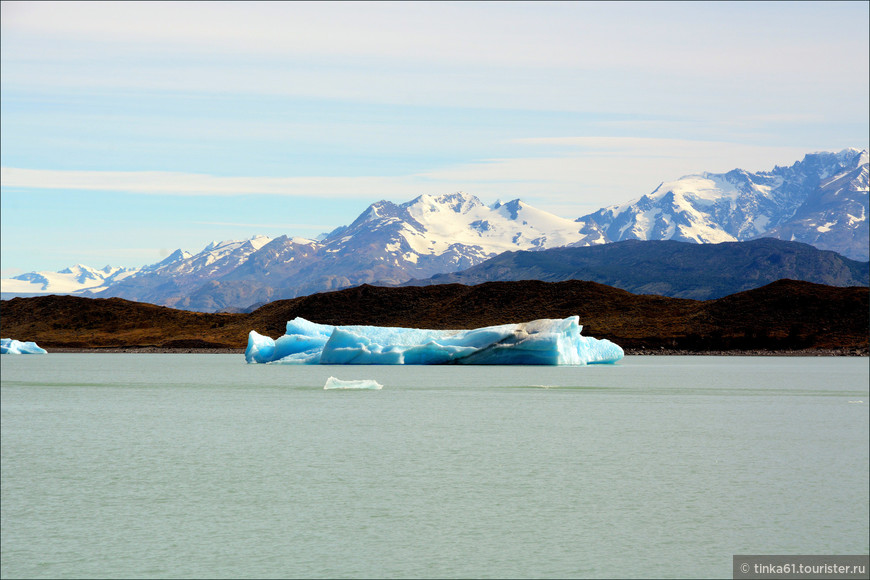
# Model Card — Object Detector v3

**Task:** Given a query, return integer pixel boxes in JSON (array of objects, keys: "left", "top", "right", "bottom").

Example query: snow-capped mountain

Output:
[
  {"left": 0, "top": 248, "right": 197, "bottom": 298},
  {"left": 88, "top": 193, "right": 601, "bottom": 310},
  {"left": 316, "top": 192, "right": 597, "bottom": 275},
  {"left": 577, "top": 148, "right": 868, "bottom": 260},
  {"left": 97, "top": 235, "right": 276, "bottom": 310},
  {"left": 2, "top": 149, "right": 866, "bottom": 311},
  {"left": 1, "top": 264, "right": 142, "bottom": 295}
]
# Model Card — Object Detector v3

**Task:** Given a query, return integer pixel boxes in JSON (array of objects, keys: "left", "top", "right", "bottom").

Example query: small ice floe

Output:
[
  {"left": 1, "top": 338, "right": 47, "bottom": 354},
  {"left": 324, "top": 376, "right": 383, "bottom": 390}
]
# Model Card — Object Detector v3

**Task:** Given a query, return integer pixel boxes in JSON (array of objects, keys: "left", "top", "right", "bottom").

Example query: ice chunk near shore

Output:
[
  {"left": 1, "top": 338, "right": 47, "bottom": 354},
  {"left": 245, "top": 316, "right": 623, "bottom": 365},
  {"left": 324, "top": 376, "right": 383, "bottom": 390}
]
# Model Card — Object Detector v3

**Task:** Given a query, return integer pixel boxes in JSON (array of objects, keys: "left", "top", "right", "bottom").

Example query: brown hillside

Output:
[{"left": 1, "top": 280, "right": 867, "bottom": 353}]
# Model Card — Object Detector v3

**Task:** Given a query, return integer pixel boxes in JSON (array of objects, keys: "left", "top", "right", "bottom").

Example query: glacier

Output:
[
  {"left": 1, "top": 338, "right": 47, "bottom": 355},
  {"left": 245, "top": 316, "right": 623, "bottom": 365}
]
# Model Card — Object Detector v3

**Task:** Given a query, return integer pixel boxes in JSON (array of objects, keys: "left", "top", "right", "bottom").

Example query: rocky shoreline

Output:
[
  {"left": 4, "top": 281, "right": 868, "bottom": 356},
  {"left": 44, "top": 346, "right": 868, "bottom": 356},
  {"left": 625, "top": 347, "right": 869, "bottom": 357},
  {"left": 47, "top": 347, "right": 246, "bottom": 354}
]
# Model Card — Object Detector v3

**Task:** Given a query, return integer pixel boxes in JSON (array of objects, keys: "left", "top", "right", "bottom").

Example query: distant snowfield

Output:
[{"left": 1, "top": 264, "right": 140, "bottom": 295}]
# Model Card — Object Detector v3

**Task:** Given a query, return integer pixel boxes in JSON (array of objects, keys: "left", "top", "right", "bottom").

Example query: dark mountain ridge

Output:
[
  {"left": 401, "top": 238, "right": 869, "bottom": 300},
  {"left": 2, "top": 279, "right": 867, "bottom": 354}
]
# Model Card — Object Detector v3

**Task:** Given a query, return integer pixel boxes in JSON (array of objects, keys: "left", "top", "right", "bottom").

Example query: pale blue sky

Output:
[{"left": 2, "top": 1, "right": 868, "bottom": 274}]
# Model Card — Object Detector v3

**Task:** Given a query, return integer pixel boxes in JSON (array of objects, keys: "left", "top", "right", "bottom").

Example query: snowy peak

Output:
[
  {"left": 148, "top": 249, "right": 192, "bottom": 271},
  {"left": 810, "top": 147, "right": 865, "bottom": 165},
  {"left": 2, "top": 263, "right": 142, "bottom": 295},
  {"left": 833, "top": 147, "right": 866, "bottom": 166},
  {"left": 383, "top": 191, "right": 587, "bottom": 258},
  {"left": 413, "top": 191, "right": 487, "bottom": 215},
  {"left": 405, "top": 191, "right": 484, "bottom": 212},
  {"left": 579, "top": 148, "right": 868, "bottom": 260},
  {"left": 148, "top": 235, "right": 275, "bottom": 279},
  {"left": 0, "top": 235, "right": 278, "bottom": 299},
  {"left": 320, "top": 190, "right": 590, "bottom": 261},
  {"left": 342, "top": 200, "right": 404, "bottom": 230},
  {"left": 57, "top": 264, "right": 105, "bottom": 284}
]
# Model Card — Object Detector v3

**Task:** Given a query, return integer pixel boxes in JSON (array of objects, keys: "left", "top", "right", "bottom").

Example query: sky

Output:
[{"left": 2, "top": 0, "right": 868, "bottom": 275}]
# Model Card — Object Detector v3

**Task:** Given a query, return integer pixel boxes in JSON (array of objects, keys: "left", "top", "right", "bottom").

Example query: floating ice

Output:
[
  {"left": 324, "top": 376, "right": 383, "bottom": 390},
  {"left": 246, "top": 316, "right": 623, "bottom": 365},
  {"left": 1, "top": 338, "right": 47, "bottom": 354}
]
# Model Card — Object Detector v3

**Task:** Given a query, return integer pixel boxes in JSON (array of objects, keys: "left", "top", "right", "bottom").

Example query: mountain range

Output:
[
  {"left": 579, "top": 148, "right": 868, "bottom": 260},
  {"left": 402, "top": 238, "right": 870, "bottom": 300},
  {"left": 2, "top": 148, "right": 867, "bottom": 311}
]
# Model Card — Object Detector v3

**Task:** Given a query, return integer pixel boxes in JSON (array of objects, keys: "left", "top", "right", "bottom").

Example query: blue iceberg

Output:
[
  {"left": 245, "top": 316, "right": 623, "bottom": 365},
  {"left": 1, "top": 338, "right": 47, "bottom": 355}
]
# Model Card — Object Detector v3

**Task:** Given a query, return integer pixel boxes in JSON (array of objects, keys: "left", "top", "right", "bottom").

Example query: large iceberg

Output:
[
  {"left": 245, "top": 316, "right": 623, "bottom": 365},
  {"left": 1, "top": 338, "right": 48, "bottom": 355}
]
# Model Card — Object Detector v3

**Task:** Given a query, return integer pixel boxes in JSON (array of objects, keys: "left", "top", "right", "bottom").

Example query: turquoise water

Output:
[{"left": 2, "top": 355, "right": 868, "bottom": 579}]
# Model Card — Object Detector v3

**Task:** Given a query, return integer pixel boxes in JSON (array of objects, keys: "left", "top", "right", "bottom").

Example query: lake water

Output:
[{"left": 1, "top": 355, "right": 868, "bottom": 579}]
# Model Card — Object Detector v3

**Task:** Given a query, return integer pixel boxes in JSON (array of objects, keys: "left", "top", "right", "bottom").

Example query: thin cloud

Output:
[
  {"left": 0, "top": 138, "right": 833, "bottom": 211},
  {"left": 0, "top": 167, "right": 415, "bottom": 199},
  {"left": 4, "top": 2, "right": 863, "bottom": 76},
  {"left": 3, "top": 2, "right": 865, "bottom": 116}
]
